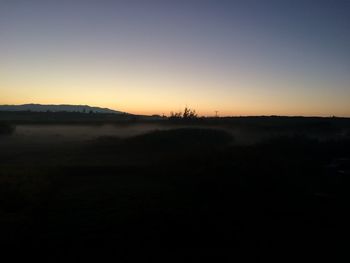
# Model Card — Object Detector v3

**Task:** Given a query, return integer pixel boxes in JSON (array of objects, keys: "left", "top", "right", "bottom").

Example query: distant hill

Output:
[{"left": 0, "top": 104, "right": 125, "bottom": 114}]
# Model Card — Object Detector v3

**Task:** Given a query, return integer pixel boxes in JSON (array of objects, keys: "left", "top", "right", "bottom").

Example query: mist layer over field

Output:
[{"left": 3, "top": 119, "right": 349, "bottom": 147}]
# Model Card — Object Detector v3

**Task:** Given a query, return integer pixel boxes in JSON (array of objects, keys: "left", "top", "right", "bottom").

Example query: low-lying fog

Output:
[
  {"left": 15, "top": 124, "right": 168, "bottom": 140},
  {"left": 0, "top": 123, "right": 275, "bottom": 146},
  {"left": 1, "top": 123, "right": 346, "bottom": 148}
]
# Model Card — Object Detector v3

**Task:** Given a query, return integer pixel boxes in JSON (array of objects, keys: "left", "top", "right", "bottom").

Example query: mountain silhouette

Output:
[{"left": 0, "top": 104, "right": 125, "bottom": 114}]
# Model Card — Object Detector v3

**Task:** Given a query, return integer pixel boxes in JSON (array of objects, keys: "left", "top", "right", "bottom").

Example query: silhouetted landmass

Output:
[
  {"left": 1, "top": 112, "right": 350, "bottom": 259},
  {"left": 1, "top": 110, "right": 349, "bottom": 127},
  {"left": 0, "top": 110, "right": 154, "bottom": 124},
  {"left": 0, "top": 103, "right": 125, "bottom": 114}
]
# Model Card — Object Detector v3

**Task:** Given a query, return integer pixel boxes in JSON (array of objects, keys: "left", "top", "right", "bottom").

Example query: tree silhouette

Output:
[
  {"left": 183, "top": 107, "right": 197, "bottom": 119},
  {"left": 170, "top": 111, "right": 182, "bottom": 119},
  {"left": 170, "top": 107, "right": 197, "bottom": 119}
]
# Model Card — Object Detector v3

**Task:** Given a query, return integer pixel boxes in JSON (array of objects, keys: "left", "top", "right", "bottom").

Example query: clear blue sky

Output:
[{"left": 1, "top": 0, "right": 349, "bottom": 116}]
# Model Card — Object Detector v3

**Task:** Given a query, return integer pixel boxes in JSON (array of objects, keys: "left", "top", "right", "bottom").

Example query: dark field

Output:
[{"left": 1, "top": 113, "right": 350, "bottom": 260}]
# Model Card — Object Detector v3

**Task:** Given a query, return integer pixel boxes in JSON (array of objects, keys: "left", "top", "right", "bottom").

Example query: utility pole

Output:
[{"left": 215, "top": 111, "right": 219, "bottom": 117}]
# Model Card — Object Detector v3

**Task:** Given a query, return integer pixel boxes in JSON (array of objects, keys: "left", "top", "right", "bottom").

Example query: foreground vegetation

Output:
[
  {"left": 0, "top": 122, "right": 15, "bottom": 135},
  {"left": 1, "top": 115, "right": 350, "bottom": 260}
]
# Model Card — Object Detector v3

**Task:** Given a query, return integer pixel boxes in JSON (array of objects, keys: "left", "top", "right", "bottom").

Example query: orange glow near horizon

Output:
[
  {"left": 2, "top": 64, "right": 350, "bottom": 117},
  {"left": 1, "top": 88, "right": 349, "bottom": 117}
]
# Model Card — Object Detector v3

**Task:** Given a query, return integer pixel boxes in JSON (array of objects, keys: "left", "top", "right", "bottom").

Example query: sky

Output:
[{"left": 1, "top": 0, "right": 349, "bottom": 116}]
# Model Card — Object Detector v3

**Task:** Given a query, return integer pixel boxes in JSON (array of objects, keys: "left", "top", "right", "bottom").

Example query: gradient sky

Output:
[{"left": 1, "top": 0, "right": 349, "bottom": 116}]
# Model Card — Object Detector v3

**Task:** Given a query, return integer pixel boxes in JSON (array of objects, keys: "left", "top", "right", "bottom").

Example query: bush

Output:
[
  {"left": 0, "top": 123, "right": 15, "bottom": 136},
  {"left": 169, "top": 107, "right": 198, "bottom": 120},
  {"left": 124, "top": 128, "right": 233, "bottom": 150}
]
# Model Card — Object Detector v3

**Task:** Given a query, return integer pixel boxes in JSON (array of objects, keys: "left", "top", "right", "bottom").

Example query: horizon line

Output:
[{"left": 0, "top": 103, "right": 349, "bottom": 118}]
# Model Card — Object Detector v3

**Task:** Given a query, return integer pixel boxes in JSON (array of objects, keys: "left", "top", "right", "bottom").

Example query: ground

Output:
[{"left": 1, "top": 116, "right": 350, "bottom": 260}]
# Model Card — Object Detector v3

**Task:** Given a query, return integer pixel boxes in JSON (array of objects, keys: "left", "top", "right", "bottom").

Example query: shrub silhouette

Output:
[
  {"left": 170, "top": 111, "right": 182, "bottom": 119},
  {"left": 170, "top": 107, "right": 198, "bottom": 120},
  {"left": 0, "top": 122, "right": 15, "bottom": 136},
  {"left": 183, "top": 107, "right": 197, "bottom": 119},
  {"left": 124, "top": 128, "right": 233, "bottom": 151}
]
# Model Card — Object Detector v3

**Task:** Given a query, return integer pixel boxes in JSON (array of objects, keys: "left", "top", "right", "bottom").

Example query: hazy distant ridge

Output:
[{"left": 0, "top": 104, "right": 125, "bottom": 114}]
